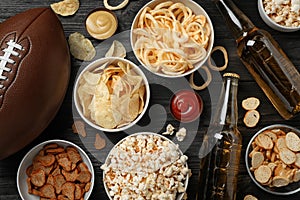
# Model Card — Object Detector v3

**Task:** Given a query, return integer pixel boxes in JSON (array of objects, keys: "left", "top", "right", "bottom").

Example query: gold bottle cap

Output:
[{"left": 223, "top": 72, "right": 240, "bottom": 79}]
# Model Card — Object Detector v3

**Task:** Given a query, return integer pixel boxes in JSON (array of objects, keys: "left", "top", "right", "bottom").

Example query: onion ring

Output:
[
  {"left": 208, "top": 46, "right": 228, "bottom": 71},
  {"left": 104, "top": 0, "right": 129, "bottom": 10},
  {"left": 189, "top": 66, "right": 212, "bottom": 90}
]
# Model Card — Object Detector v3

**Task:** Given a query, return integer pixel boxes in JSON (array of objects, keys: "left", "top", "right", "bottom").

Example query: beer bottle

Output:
[
  {"left": 214, "top": 0, "right": 300, "bottom": 120},
  {"left": 197, "top": 73, "right": 242, "bottom": 200}
]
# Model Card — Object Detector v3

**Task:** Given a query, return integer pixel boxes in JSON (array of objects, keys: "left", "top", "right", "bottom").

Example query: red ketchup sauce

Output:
[{"left": 170, "top": 90, "right": 203, "bottom": 122}]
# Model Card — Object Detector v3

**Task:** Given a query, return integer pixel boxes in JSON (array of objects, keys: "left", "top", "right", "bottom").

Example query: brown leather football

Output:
[{"left": 0, "top": 7, "right": 70, "bottom": 160}]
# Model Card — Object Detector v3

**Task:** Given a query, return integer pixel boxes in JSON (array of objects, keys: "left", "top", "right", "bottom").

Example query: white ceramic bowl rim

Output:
[
  {"left": 245, "top": 124, "right": 300, "bottom": 195},
  {"left": 73, "top": 57, "right": 150, "bottom": 132},
  {"left": 258, "top": 0, "right": 300, "bottom": 31},
  {"left": 102, "top": 132, "right": 189, "bottom": 200},
  {"left": 17, "top": 139, "right": 95, "bottom": 200},
  {"left": 130, "top": 0, "right": 215, "bottom": 78}
]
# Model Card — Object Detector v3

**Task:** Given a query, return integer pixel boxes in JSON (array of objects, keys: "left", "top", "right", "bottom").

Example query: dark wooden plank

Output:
[{"left": 0, "top": 0, "right": 300, "bottom": 199}]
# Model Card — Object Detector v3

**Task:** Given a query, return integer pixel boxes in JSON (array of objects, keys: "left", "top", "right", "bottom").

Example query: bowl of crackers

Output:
[
  {"left": 101, "top": 132, "right": 190, "bottom": 199},
  {"left": 245, "top": 124, "right": 300, "bottom": 195},
  {"left": 130, "top": 0, "right": 214, "bottom": 78},
  {"left": 17, "top": 139, "right": 94, "bottom": 200},
  {"left": 73, "top": 57, "right": 150, "bottom": 132}
]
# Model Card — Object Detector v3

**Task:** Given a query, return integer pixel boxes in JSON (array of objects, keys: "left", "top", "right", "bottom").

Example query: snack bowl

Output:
[
  {"left": 17, "top": 139, "right": 94, "bottom": 200},
  {"left": 245, "top": 124, "right": 300, "bottom": 195},
  {"left": 73, "top": 57, "right": 150, "bottom": 132},
  {"left": 130, "top": 0, "right": 214, "bottom": 78},
  {"left": 258, "top": 0, "right": 300, "bottom": 32},
  {"left": 101, "top": 132, "right": 189, "bottom": 199}
]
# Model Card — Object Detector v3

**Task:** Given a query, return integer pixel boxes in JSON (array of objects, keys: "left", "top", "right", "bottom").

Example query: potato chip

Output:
[
  {"left": 105, "top": 40, "right": 126, "bottom": 58},
  {"left": 68, "top": 32, "right": 96, "bottom": 61},
  {"left": 50, "top": 0, "right": 79, "bottom": 16},
  {"left": 72, "top": 120, "right": 87, "bottom": 137},
  {"left": 94, "top": 133, "right": 106, "bottom": 150},
  {"left": 77, "top": 60, "right": 146, "bottom": 129}
]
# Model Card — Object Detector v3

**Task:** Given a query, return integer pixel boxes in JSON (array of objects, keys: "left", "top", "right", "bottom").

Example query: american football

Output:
[{"left": 0, "top": 7, "right": 70, "bottom": 159}]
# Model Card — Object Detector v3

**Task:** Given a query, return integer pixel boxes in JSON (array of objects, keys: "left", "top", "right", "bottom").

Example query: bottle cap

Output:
[{"left": 223, "top": 72, "right": 240, "bottom": 79}]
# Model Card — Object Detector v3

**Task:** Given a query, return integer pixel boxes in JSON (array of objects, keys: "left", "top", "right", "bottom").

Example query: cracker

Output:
[
  {"left": 285, "top": 132, "right": 300, "bottom": 152},
  {"left": 243, "top": 110, "right": 260, "bottom": 128},
  {"left": 293, "top": 169, "right": 300, "bottom": 182},
  {"left": 251, "top": 151, "right": 264, "bottom": 169},
  {"left": 263, "top": 130, "right": 277, "bottom": 142},
  {"left": 244, "top": 194, "right": 258, "bottom": 200},
  {"left": 37, "top": 154, "right": 56, "bottom": 167},
  {"left": 272, "top": 176, "right": 290, "bottom": 187},
  {"left": 30, "top": 168, "right": 46, "bottom": 187},
  {"left": 75, "top": 184, "right": 83, "bottom": 199},
  {"left": 256, "top": 133, "right": 273, "bottom": 150},
  {"left": 76, "top": 171, "right": 92, "bottom": 183},
  {"left": 279, "top": 148, "right": 296, "bottom": 165},
  {"left": 54, "top": 174, "right": 66, "bottom": 194},
  {"left": 40, "top": 184, "right": 56, "bottom": 199},
  {"left": 295, "top": 153, "right": 300, "bottom": 168},
  {"left": 242, "top": 97, "right": 260, "bottom": 110},
  {"left": 254, "top": 165, "right": 272, "bottom": 184},
  {"left": 275, "top": 137, "right": 287, "bottom": 151},
  {"left": 62, "top": 169, "right": 78, "bottom": 182},
  {"left": 61, "top": 182, "right": 75, "bottom": 200}
]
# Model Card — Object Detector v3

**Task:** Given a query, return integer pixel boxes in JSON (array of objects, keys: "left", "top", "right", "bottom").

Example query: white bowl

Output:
[
  {"left": 17, "top": 139, "right": 94, "bottom": 200},
  {"left": 245, "top": 124, "right": 300, "bottom": 195},
  {"left": 130, "top": 0, "right": 214, "bottom": 78},
  {"left": 102, "top": 132, "right": 189, "bottom": 200},
  {"left": 73, "top": 57, "right": 150, "bottom": 132},
  {"left": 258, "top": 0, "right": 300, "bottom": 32}
]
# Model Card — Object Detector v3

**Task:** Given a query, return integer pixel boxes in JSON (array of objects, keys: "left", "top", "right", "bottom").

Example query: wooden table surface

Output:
[{"left": 0, "top": 0, "right": 300, "bottom": 199}]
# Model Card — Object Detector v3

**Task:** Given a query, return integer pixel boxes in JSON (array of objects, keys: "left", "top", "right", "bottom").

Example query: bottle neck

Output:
[
  {"left": 214, "top": 0, "right": 255, "bottom": 40},
  {"left": 214, "top": 76, "right": 239, "bottom": 127}
]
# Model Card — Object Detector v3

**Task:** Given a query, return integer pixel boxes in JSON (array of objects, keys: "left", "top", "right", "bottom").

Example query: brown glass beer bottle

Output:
[
  {"left": 197, "top": 73, "right": 242, "bottom": 200},
  {"left": 214, "top": 0, "right": 300, "bottom": 120}
]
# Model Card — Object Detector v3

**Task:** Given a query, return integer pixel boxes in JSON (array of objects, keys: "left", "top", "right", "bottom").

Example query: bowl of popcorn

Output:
[
  {"left": 258, "top": 0, "right": 300, "bottom": 32},
  {"left": 101, "top": 132, "right": 190, "bottom": 199},
  {"left": 130, "top": 0, "right": 214, "bottom": 78},
  {"left": 245, "top": 124, "right": 300, "bottom": 195},
  {"left": 73, "top": 57, "right": 150, "bottom": 132}
]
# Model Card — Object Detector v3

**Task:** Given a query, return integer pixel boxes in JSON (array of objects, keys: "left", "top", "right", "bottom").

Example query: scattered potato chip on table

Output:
[
  {"left": 50, "top": 0, "right": 80, "bottom": 16},
  {"left": 68, "top": 32, "right": 96, "bottom": 61}
]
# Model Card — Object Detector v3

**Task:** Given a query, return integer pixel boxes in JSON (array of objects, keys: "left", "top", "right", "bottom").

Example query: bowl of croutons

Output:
[
  {"left": 245, "top": 124, "right": 300, "bottom": 195},
  {"left": 17, "top": 139, "right": 94, "bottom": 200}
]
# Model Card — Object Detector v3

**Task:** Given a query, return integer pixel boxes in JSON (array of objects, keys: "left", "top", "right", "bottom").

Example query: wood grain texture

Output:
[{"left": 0, "top": 0, "right": 300, "bottom": 199}]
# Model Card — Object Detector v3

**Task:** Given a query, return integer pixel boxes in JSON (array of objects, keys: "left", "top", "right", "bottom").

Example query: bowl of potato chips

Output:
[
  {"left": 73, "top": 57, "right": 150, "bottom": 132},
  {"left": 130, "top": 0, "right": 214, "bottom": 78}
]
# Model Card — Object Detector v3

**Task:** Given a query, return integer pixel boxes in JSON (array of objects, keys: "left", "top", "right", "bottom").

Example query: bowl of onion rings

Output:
[{"left": 130, "top": 0, "right": 214, "bottom": 78}]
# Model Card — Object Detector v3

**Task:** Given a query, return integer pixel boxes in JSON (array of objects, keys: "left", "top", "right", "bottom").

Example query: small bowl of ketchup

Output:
[{"left": 170, "top": 90, "right": 203, "bottom": 123}]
